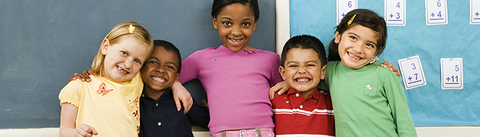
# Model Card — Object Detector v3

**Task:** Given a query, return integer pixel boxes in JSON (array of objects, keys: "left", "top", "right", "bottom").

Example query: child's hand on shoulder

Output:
[
  {"left": 68, "top": 70, "right": 93, "bottom": 83},
  {"left": 75, "top": 124, "right": 98, "bottom": 137},
  {"left": 380, "top": 61, "right": 401, "bottom": 77}
]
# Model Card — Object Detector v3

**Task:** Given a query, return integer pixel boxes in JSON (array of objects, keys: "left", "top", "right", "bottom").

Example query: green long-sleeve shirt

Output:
[{"left": 323, "top": 61, "right": 417, "bottom": 137}]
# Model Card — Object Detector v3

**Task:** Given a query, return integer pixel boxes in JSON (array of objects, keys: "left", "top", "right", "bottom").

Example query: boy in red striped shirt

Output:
[{"left": 272, "top": 35, "right": 334, "bottom": 136}]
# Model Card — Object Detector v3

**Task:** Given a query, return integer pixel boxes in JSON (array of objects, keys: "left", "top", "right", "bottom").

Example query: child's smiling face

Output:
[
  {"left": 101, "top": 35, "right": 150, "bottom": 82},
  {"left": 335, "top": 24, "right": 379, "bottom": 69},
  {"left": 279, "top": 48, "right": 325, "bottom": 97},
  {"left": 141, "top": 46, "right": 180, "bottom": 93},
  {"left": 212, "top": 3, "right": 256, "bottom": 52}
]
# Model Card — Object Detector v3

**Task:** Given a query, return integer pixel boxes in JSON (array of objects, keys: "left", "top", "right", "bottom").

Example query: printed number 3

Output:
[{"left": 411, "top": 63, "right": 416, "bottom": 70}]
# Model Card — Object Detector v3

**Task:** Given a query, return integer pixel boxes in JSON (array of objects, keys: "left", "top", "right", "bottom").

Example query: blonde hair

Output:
[{"left": 91, "top": 21, "right": 154, "bottom": 76}]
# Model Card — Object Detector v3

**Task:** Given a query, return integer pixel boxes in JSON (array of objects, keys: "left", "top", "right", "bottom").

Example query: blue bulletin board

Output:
[{"left": 290, "top": 0, "right": 480, "bottom": 126}]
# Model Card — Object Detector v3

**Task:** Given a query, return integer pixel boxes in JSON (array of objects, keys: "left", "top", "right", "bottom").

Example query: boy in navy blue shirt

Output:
[{"left": 139, "top": 40, "right": 209, "bottom": 137}]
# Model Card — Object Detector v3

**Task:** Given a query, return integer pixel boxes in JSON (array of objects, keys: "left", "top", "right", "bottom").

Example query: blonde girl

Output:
[{"left": 59, "top": 21, "right": 153, "bottom": 137}]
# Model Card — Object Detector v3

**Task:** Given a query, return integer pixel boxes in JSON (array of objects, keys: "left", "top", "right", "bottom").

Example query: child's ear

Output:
[
  {"left": 334, "top": 31, "right": 341, "bottom": 44},
  {"left": 252, "top": 21, "right": 257, "bottom": 31},
  {"left": 320, "top": 64, "right": 327, "bottom": 80},
  {"left": 212, "top": 17, "right": 219, "bottom": 30},
  {"left": 101, "top": 38, "right": 110, "bottom": 55},
  {"left": 175, "top": 73, "right": 181, "bottom": 81},
  {"left": 279, "top": 66, "right": 286, "bottom": 81}
]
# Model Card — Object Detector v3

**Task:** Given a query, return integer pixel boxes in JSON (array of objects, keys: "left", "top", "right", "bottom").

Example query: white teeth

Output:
[
  {"left": 296, "top": 78, "right": 310, "bottom": 82},
  {"left": 118, "top": 67, "right": 128, "bottom": 74},
  {"left": 153, "top": 77, "right": 165, "bottom": 82},
  {"left": 348, "top": 52, "right": 361, "bottom": 60}
]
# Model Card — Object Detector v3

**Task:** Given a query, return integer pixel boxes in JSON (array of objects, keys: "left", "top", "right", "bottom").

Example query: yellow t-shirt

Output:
[{"left": 59, "top": 73, "right": 143, "bottom": 137}]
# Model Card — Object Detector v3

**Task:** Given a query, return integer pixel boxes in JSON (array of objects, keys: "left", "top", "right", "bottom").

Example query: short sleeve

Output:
[{"left": 58, "top": 80, "right": 83, "bottom": 107}]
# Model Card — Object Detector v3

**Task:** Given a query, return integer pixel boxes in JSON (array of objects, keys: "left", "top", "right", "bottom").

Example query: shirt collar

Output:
[{"left": 286, "top": 87, "right": 320, "bottom": 100}]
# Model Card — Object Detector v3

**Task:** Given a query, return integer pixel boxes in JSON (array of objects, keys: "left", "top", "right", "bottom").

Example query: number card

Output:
[
  {"left": 441, "top": 58, "right": 463, "bottom": 89},
  {"left": 337, "top": 0, "right": 357, "bottom": 25},
  {"left": 398, "top": 55, "right": 427, "bottom": 90},
  {"left": 471, "top": 0, "right": 480, "bottom": 24},
  {"left": 425, "top": 0, "right": 448, "bottom": 25},
  {"left": 385, "top": 0, "right": 406, "bottom": 26}
]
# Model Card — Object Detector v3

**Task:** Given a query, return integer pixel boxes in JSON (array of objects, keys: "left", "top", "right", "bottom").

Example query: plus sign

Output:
[
  {"left": 446, "top": 76, "right": 450, "bottom": 81},
  {"left": 390, "top": 13, "right": 394, "bottom": 18},
  {"left": 476, "top": 12, "right": 479, "bottom": 17},
  {"left": 408, "top": 76, "right": 412, "bottom": 81},
  {"left": 341, "top": 13, "right": 345, "bottom": 17},
  {"left": 431, "top": 12, "right": 435, "bottom": 17}
]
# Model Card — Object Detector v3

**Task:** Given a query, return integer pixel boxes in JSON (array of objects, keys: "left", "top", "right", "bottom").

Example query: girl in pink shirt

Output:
[{"left": 171, "top": 0, "right": 282, "bottom": 136}]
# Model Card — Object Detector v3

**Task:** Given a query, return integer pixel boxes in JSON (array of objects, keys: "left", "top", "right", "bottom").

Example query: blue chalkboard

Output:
[
  {"left": 290, "top": 0, "right": 480, "bottom": 126},
  {"left": 0, "top": 0, "right": 276, "bottom": 128}
]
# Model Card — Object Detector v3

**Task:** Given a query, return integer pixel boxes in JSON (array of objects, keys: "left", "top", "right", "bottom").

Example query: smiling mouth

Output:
[
  {"left": 228, "top": 38, "right": 243, "bottom": 46},
  {"left": 295, "top": 78, "right": 311, "bottom": 82},
  {"left": 152, "top": 77, "right": 166, "bottom": 83},
  {"left": 117, "top": 65, "right": 129, "bottom": 74},
  {"left": 347, "top": 51, "right": 362, "bottom": 61}
]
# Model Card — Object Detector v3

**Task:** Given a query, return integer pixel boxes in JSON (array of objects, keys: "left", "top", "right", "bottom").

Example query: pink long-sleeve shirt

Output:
[{"left": 179, "top": 45, "right": 283, "bottom": 135}]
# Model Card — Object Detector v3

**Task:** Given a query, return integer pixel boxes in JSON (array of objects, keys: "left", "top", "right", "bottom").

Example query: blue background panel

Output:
[{"left": 290, "top": 0, "right": 479, "bottom": 126}]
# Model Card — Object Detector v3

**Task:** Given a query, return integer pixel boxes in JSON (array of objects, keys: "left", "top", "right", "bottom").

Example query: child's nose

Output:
[
  {"left": 155, "top": 67, "right": 166, "bottom": 73},
  {"left": 124, "top": 61, "right": 132, "bottom": 69},
  {"left": 231, "top": 26, "right": 242, "bottom": 36},
  {"left": 297, "top": 67, "right": 307, "bottom": 74}
]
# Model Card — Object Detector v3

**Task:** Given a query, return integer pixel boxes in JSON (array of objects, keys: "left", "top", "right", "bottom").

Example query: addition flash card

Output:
[
  {"left": 337, "top": 0, "right": 357, "bottom": 25},
  {"left": 441, "top": 58, "right": 463, "bottom": 89},
  {"left": 398, "top": 55, "right": 427, "bottom": 90},
  {"left": 385, "top": 0, "right": 406, "bottom": 26},
  {"left": 425, "top": 0, "right": 448, "bottom": 25}
]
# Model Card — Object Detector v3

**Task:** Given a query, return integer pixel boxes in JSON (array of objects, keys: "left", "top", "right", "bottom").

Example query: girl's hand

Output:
[
  {"left": 269, "top": 81, "right": 290, "bottom": 100},
  {"left": 171, "top": 81, "right": 193, "bottom": 114},
  {"left": 380, "top": 61, "right": 401, "bottom": 77},
  {"left": 75, "top": 124, "right": 98, "bottom": 137},
  {"left": 68, "top": 70, "right": 93, "bottom": 83}
]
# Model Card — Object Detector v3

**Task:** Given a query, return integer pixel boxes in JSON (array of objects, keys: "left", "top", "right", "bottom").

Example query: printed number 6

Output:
[
  {"left": 411, "top": 63, "right": 416, "bottom": 70},
  {"left": 437, "top": 0, "right": 441, "bottom": 7}
]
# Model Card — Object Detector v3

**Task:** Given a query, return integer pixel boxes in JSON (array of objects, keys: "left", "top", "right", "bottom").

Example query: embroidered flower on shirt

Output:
[
  {"left": 244, "top": 49, "right": 256, "bottom": 54},
  {"left": 128, "top": 97, "right": 140, "bottom": 121},
  {"left": 96, "top": 82, "right": 114, "bottom": 96}
]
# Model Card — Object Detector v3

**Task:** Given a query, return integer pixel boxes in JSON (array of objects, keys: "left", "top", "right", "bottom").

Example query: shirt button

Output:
[
  {"left": 296, "top": 93, "right": 299, "bottom": 97},
  {"left": 299, "top": 105, "right": 303, "bottom": 109},
  {"left": 158, "top": 121, "right": 161, "bottom": 126},
  {"left": 155, "top": 103, "right": 158, "bottom": 107}
]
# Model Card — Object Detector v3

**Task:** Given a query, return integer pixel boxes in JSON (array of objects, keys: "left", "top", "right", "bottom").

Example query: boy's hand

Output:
[
  {"left": 75, "top": 124, "right": 98, "bottom": 137},
  {"left": 202, "top": 99, "right": 208, "bottom": 109},
  {"left": 269, "top": 81, "right": 289, "bottom": 100},
  {"left": 68, "top": 70, "right": 93, "bottom": 83},
  {"left": 380, "top": 61, "right": 401, "bottom": 77}
]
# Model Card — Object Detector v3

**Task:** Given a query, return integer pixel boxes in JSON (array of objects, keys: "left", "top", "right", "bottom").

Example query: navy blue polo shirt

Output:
[{"left": 139, "top": 89, "right": 210, "bottom": 137}]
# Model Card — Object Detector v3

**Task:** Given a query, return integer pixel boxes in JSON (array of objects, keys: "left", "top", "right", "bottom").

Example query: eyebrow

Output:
[
  {"left": 286, "top": 60, "right": 318, "bottom": 64},
  {"left": 220, "top": 17, "right": 254, "bottom": 22},
  {"left": 346, "top": 32, "right": 378, "bottom": 46}
]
